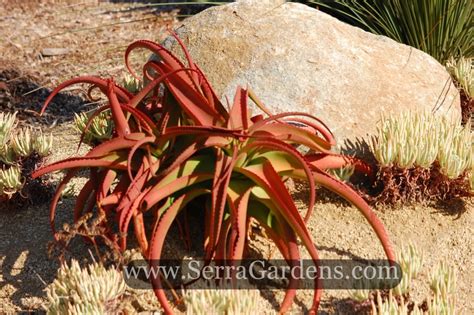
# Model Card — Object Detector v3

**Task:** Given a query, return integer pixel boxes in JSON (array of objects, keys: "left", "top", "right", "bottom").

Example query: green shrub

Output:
[{"left": 313, "top": 0, "right": 473, "bottom": 63}]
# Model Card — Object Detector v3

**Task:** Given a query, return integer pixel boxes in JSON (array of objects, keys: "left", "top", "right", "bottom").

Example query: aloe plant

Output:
[{"left": 33, "top": 35, "right": 395, "bottom": 314}]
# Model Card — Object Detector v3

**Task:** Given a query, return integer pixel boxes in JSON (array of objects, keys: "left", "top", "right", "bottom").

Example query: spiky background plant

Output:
[
  {"left": 368, "top": 111, "right": 473, "bottom": 204},
  {"left": 32, "top": 35, "right": 395, "bottom": 314},
  {"left": 45, "top": 259, "right": 127, "bottom": 315},
  {"left": 0, "top": 111, "right": 53, "bottom": 203},
  {"left": 312, "top": 0, "right": 473, "bottom": 63}
]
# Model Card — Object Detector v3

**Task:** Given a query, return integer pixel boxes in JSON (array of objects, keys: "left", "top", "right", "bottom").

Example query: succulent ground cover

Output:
[
  {"left": 0, "top": 112, "right": 53, "bottom": 204},
  {"left": 347, "top": 244, "right": 458, "bottom": 315},
  {"left": 446, "top": 56, "right": 473, "bottom": 125},
  {"left": 31, "top": 36, "right": 396, "bottom": 313},
  {"left": 364, "top": 112, "right": 473, "bottom": 205}
]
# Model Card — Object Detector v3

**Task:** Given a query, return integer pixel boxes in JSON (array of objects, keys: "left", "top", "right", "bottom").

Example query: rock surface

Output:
[{"left": 161, "top": 0, "right": 461, "bottom": 147}]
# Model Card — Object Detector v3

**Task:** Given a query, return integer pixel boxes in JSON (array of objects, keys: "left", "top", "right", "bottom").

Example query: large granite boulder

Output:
[{"left": 160, "top": 0, "right": 461, "bottom": 146}]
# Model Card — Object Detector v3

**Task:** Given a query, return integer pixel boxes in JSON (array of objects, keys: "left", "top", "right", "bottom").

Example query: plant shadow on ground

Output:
[
  {"left": 0, "top": 198, "right": 92, "bottom": 312},
  {"left": 0, "top": 67, "right": 93, "bottom": 126}
]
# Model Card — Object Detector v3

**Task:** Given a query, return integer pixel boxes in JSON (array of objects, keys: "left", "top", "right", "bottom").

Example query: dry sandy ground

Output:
[{"left": 0, "top": 1, "right": 473, "bottom": 314}]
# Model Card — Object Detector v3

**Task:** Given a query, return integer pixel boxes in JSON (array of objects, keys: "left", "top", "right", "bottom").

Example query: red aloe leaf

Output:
[
  {"left": 228, "top": 187, "right": 252, "bottom": 260},
  {"left": 281, "top": 117, "right": 335, "bottom": 146},
  {"left": 98, "top": 169, "right": 117, "bottom": 201},
  {"left": 117, "top": 166, "right": 151, "bottom": 250},
  {"left": 228, "top": 86, "right": 250, "bottom": 130},
  {"left": 149, "top": 61, "right": 225, "bottom": 126},
  {"left": 250, "top": 194, "right": 322, "bottom": 313},
  {"left": 194, "top": 64, "right": 228, "bottom": 119},
  {"left": 214, "top": 217, "right": 232, "bottom": 261},
  {"left": 73, "top": 179, "right": 95, "bottom": 223},
  {"left": 307, "top": 153, "right": 374, "bottom": 178},
  {"left": 32, "top": 152, "right": 129, "bottom": 178},
  {"left": 249, "top": 111, "right": 333, "bottom": 141},
  {"left": 206, "top": 147, "right": 237, "bottom": 259},
  {"left": 148, "top": 189, "right": 209, "bottom": 313},
  {"left": 98, "top": 174, "right": 132, "bottom": 211},
  {"left": 249, "top": 202, "right": 313, "bottom": 313},
  {"left": 80, "top": 133, "right": 144, "bottom": 158},
  {"left": 40, "top": 76, "right": 130, "bottom": 115},
  {"left": 106, "top": 80, "right": 131, "bottom": 137},
  {"left": 126, "top": 136, "right": 155, "bottom": 181},
  {"left": 125, "top": 39, "right": 193, "bottom": 85},
  {"left": 130, "top": 64, "right": 202, "bottom": 109},
  {"left": 310, "top": 170, "right": 395, "bottom": 262},
  {"left": 244, "top": 138, "right": 316, "bottom": 222},
  {"left": 157, "top": 126, "right": 242, "bottom": 148},
  {"left": 142, "top": 173, "right": 213, "bottom": 213},
  {"left": 169, "top": 31, "right": 201, "bottom": 89},
  {"left": 251, "top": 123, "right": 332, "bottom": 153},
  {"left": 133, "top": 212, "right": 149, "bottom": 256},
  {"left": 49, "top": 169, "right": 79, "bottom": 237},
  {"left": 158, "top": 136, "right": 231, "bottom": 180},
  {"left": 237, "top": 162, "right": 322, "bottom": 276}
]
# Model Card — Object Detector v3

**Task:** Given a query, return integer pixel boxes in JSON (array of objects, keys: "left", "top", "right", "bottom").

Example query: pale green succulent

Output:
[
  {"left": 446, "top": 56, "right": 473, "bottom": 98},
  {"left": 371, "top": 290, "right": 426, "bottom": 315},
  {"left": 393, "top": 243, "right": 423, "bottom": 296},
  {"left": 371, "top": 290, "right": 407, "bottom": 315},
  {"left": 33, "top": 131, "right": 53, "bottom": 157},
  {"left": 371, "top": 112, "right": 473, "bottom": 179},
  {"left": 45, "top": 259, "right": 126, "bottom": 315},
  {"left": 427, "top": 293, "right": 456, "bottom": 315},
  {"left": 74, "top": 110, "right": 114, "bottom": 145},
  {"left": 349, "top": 287, "right": 370, "bottom": 303},
  {"left": 0, "top": 145, "right": 16, "bottom": 165},
  {"left": 347, "top": 272, "right": 379, "bottom": 302},
  {"left": 0, "top": 166, "right": 24, "bottom": 197},
  {"left": 429, "top": 262, "right": 456, "bottom": 300},
  {"left": 0, "top": 112, "right": 17, "bottom": 148},
  {"left": 184, "top": 285, "right": 263, "bottom": 315},
  {"left": 122, "top": 73, "right": 143, "bottom": 94},
  {"left": 11, "top": 128, "right": 35, "bottom": 157},
  {"left": 330, "top": 164, "right": 355, "bottom": 182}
]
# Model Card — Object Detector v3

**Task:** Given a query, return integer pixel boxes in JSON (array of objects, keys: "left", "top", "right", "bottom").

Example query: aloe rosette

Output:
[{"left": 32, "top": 35, "right": 395, "bottom": 314}]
